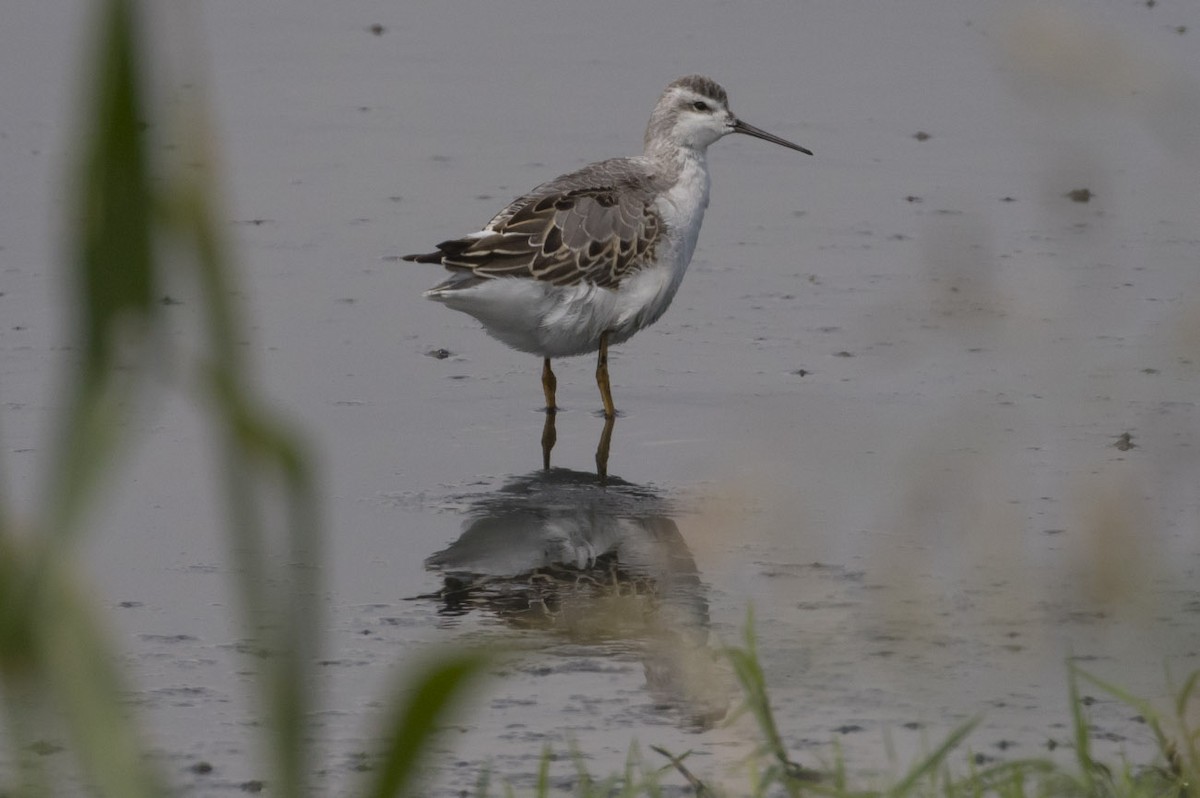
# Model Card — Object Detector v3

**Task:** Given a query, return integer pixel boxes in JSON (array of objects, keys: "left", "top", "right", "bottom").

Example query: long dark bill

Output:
[{"left": 733, "top": 118, "right": 813, "bottom": 155}]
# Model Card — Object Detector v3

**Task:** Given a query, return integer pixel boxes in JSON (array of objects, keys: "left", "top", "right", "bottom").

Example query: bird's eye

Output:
[{"left": 691, "top": 101, "right": 710, "bottom": 112}]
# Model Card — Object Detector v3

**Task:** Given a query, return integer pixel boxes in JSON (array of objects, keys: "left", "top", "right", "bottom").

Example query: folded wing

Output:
[{"left": 405, "top": 161, "right": 663, "bottom": 291}]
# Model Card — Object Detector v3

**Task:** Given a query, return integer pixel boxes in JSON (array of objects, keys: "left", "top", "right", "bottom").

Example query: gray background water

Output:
[{"left": 3, "top": 0, "right": 1199, "bottom": 794}]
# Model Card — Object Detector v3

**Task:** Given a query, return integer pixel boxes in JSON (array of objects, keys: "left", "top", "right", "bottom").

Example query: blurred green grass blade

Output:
[
  {"left": 720, "top": 610, "right": 823, "bottom": 795},
  {"left": 1066, "top": 662, "right": 1097, "bottom": 795},
  {"left": 0, "top": 0, "right": 164, "bottom": 794},
  {"left": 42, "top": 564, "right": 165, "bottom": 798},
  {"left": 1074, "top": 665, "right": 1155, "bottom": 717},
  {"left": 887, "top": 716, "right": 979, "bottom": 798},
  {"left": 43, "top": 0, "right": 159, "bottom": 542},
  {"left": 651, "top": 746, "right": 710, "bottom": 796},
  {"left": 1075, "top": 664, "right": 1199, "bottom": 790},
  {"left": 722, "top": 611, "right": 789, "bottom": 771},
  {"left": 536, "top": 744, "right": 551, "bottom": 797},
  {"left": 1178, "top": 670, "right": 1200, "bottom": 776},
  {"left": 0, "top": 533, "right": 31, "bottom": 669},
  {"left": 364, "top": 652, "right": 488, "bottom": 798},
  {"left": 76, "top": 0, "right": 154, "bottom": 374},
  {"left": 205, "top": 365, "right": 324, "bottom": 798},
  {"left": 1177, "top": 670, "right": 1199, "bottom": 712},
  {"left": 6, "top": 0, "right": 167, "bottom": 792}
]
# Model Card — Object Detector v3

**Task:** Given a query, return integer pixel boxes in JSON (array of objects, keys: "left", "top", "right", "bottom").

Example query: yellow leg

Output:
[
  {"left": 541, "top": 357, "right": 557, "bottom": 413},
  {"left": 595, "top": 414, "right": 615, "bottom": 484},
  {"left": 596, "top": 331, "right": 616, "bottom": 419},
  {"left": 541, "top": 411, "right": 557, "bottom": 470}
]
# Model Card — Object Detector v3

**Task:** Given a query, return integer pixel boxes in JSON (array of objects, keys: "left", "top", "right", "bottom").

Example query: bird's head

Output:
[{"left": 645, "top": 75, "right": 812, "bottom": 157}]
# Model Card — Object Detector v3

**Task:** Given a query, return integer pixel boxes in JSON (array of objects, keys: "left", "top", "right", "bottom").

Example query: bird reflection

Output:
[
  {"left": 421, "top": 467, "right": 727, "bottom": 727},
  {"left": 541, "top": 412, "right": 615, "bottom": 482}
]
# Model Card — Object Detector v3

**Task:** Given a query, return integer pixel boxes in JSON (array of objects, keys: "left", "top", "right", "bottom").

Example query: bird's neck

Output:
[
  {"left": 644, "top": 140, "right": 709, "bottom": 187},
  {"left": 657, "top": 149, "right": 711, "bottom": 269}
]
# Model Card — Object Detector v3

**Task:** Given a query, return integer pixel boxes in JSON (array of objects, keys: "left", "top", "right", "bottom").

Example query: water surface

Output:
[{"left": 3, "top": 0, "right": 1199, "bottom": 794}]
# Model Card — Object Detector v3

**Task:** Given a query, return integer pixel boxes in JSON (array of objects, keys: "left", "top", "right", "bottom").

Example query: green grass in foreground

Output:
[
  {"left": 468, "top": 619, "right": 1197, "bottom": 798},
  {"left": 0, "top": 1, "right": 1197, "bottom": 797}
]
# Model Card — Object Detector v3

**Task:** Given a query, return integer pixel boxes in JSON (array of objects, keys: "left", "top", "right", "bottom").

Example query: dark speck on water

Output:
[
  {"left": 28, "top": 740, "right": 63, "bottom": 756},
  {"left": 426, "top": 348, "right": 453, "bottom": 359},
  {"left": 138, "top": 634, "right": 197, "bottom": 643},
  {"left": 1067, "top": 188, "right": 1093, "bottom": 203},
  {"left": 913, "top": 131, "right": 931, "bottom": 141}
]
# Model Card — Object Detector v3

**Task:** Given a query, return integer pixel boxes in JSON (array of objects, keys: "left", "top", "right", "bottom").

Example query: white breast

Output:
[
  {"left": 608, "top": 151, "right": 711, "bottom": 340},
  {"left": 657, "top": 151, "right": 712, "bottom": 269}
]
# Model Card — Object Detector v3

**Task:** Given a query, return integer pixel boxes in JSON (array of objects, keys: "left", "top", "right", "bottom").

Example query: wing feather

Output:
[{"left": 406, "top": 158, "right": 665, "bottom": 291}]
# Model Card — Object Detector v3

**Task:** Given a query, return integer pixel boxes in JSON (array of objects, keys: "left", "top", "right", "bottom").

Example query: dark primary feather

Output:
[
  {"left": 405, "top": 158, "right": 667, "bottom": 290},
  {"left": 403, "top": 250, "right": 445, "bottom": 264}
]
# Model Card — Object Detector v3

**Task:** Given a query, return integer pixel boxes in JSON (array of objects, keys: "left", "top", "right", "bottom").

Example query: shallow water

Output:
[{"left": 3, "top": 0, "right": 1200, "bottom": 794}]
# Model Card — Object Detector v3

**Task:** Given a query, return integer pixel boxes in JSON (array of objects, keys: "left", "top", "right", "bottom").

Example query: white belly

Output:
[
  {"left": 428, "top": 278, "right": 613, "bottom": 358},
  {"left": 428, "top": 273, "right": 671, "bottom": 359}
]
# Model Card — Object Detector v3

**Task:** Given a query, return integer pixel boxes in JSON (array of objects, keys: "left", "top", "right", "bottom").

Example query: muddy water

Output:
[{"left": 3, "top": 0, "right": 1200, "bottom": 795}]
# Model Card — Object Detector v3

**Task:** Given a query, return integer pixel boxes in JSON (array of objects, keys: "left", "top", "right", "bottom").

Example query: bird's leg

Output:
[
  {"left": 541, "top": 357, "right": 557, "bottom": 414},
  {"left": 596, "top": 414, "right": 615, "bottom": 485},
  {"left": 596, "top": 331, "right": 616, "bottom": 419},
  {"left": 541, "top": 411, "right": 557, "bottom": 471}
]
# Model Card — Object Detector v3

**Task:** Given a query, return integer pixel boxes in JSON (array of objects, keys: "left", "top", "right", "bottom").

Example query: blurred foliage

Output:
[{"left": 0, "top": 1, "right": 481, "bottom": 796}]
